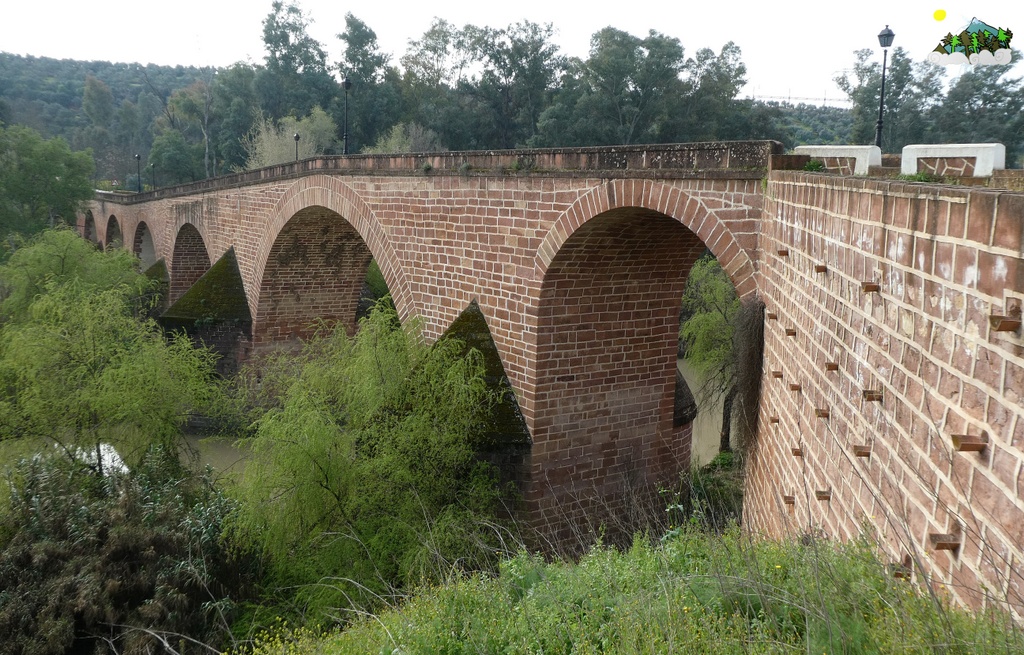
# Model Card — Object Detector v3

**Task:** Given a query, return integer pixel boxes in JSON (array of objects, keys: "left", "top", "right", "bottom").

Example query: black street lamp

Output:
[
  {"left": 134, "top": 154, "right": 141, "bottom": 192},
  {"left": 342, "top": 76, "right": 352, "bottom": 155},
  {"left": 875, "top": 25, "right": 895, "bottom": 149},
  {"left": 294, "top": 132, "right": 300, "bottom": 162}
]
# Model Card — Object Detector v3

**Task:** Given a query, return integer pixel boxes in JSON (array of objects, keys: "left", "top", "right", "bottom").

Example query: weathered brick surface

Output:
[
  {"left": 84, "top": 146, "right": 767, "bottom": 540},
  {"left": 748, "top": 171, "right": 1024, "bottom": 615}
]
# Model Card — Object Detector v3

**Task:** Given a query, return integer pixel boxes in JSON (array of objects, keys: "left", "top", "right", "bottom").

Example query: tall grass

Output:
[{"left": 236, "top": 454, "right": 1021, "bottom": 655}]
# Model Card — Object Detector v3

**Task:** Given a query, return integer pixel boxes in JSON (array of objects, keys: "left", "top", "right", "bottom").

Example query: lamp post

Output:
[
  {"left": 342, "top": 76, "right": 352, "bottom": 155},
  {"left": 874, "top": 25, "right": 895, "bottom": 149},
  {"left": 150, "top": 162, "right": 156, "bottom": 190},
  {"left": 294, "top": 132, "right": 300, "bottom": 162},
  {"left": 134, "top": 154, "right": 141, "bottom": 192}
]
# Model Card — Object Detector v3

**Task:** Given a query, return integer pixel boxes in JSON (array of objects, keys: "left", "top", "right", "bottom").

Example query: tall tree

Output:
[
  {"left": 463, "top": 21, "right": 564, "bottom": 147},
  {"left": 336, "top": 14, "right": 402, "bottom": 152},
  {"left": 257, "top": 0, "right": 336, "bottom": 119},
  {"left": 0, "top": 125, "right": 93, "bottom": 237},
  {"left": 534, "top": 28, "right": 686, "bottom": 146},
  {"left": 664, "top": 42, "right": 748, "bottom": 142},
  {"left": 835, "top": 47, "right": 943, "bottom": 151},
  {"left": 935, "top": 57, "right": 1024, "bottom": 165}
]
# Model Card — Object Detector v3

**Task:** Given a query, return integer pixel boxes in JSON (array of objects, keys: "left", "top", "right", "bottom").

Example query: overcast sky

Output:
[{"left": 3, "top": 1, "right": 1022, "bottom": 105}]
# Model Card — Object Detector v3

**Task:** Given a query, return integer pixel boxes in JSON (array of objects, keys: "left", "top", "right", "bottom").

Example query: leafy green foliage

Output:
[
  {"left": 361, "top": 122, "right": 443, "bottom": 154},
  {"left": 0, "top": 125, "right": 93, "bottom": 238},
  {"left": 240, "top": 106, "right": 338, "bottom": 170},
  {"left": 0, "top": 229, "right": 219, "bottom": 469},
  {"left": 239, "top": 528, "right": 1022, "bottom": 655},
  {"left": 803, "top": 158, "right": 826, "bottom": 171},
  {"left": 0, "top": 228, "right": 142, "bottom": 319},
  {"left": 229, "top": 301, "right": 506, "bottom": 621},
  {"left": 680, "top": 255, "right": 740, "bottom": 377},
  {"left": 0, "top": 448, "right": 253, "bottom": 654}
]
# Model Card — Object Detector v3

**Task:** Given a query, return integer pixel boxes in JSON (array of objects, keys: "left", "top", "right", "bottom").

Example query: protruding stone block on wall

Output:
[
  {"left": 853, "top": 445, "right": 872, "bottom": 458},
  {"left": 890, "top": 554, "right": 912, "bottom": 579},
  {"left": 952, "top": 431, "right": 989, "bottom": 452},
  {"left": 815, "top": 408, "right": 831, "bottom": 419},
  {"left": 794, "top": 145, "right": 881, "bottom": 175},
  {"left": 766, "top": 312, "right": 778, "bottom": 320},
  {"left": 769, "top": 416, "right": 780, "bottom": 425},
  {"left": 783, "top": 495, "right": 795, "bottom": 505},
  {"left": 777, "top": 248, "right": 789, "bottom": 257},
  {"left": 814, "top": 264, "right": 828, "bottom": 273},
  {"left": 785, "top": 328, "right": 797, "bottom": 337},
  {"left": 824, "top": 362, "right": 839, "bottom": 372},
  {"left": 789, "top": 383, "right": 802, "bottom": 392},
  {"left": 989, "top": 314, "right": 1022, "bottom": 332},
  {"left": 815, "top": 490, "right": 832, "bottom": 501},
  {"left": 862, "top": 390, "right": 883, "bottom": 402},
  {"left": 791, "top": 446, "right": 804, "bottom": 457},
  {"left": 771, "top": 370, "right": 784, "bottom": 379},
  {"left": 861, "top": 281, "right": 880, "bottom": 293},
  {"left": 928, "top": 533, "right": 961, "bottom": 552},
  {"left": 901, "top": 143, "right": 1005, "bottom": 177}
]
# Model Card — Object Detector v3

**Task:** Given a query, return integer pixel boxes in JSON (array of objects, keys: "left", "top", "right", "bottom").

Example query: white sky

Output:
[{"left": 3, "top": 1, "right": 1022, "bottom": 106}]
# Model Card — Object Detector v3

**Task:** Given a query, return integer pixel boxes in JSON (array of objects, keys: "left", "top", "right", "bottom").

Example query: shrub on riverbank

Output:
[{"left": 239, "top": 527, "right": 1022, "bottom": 655}]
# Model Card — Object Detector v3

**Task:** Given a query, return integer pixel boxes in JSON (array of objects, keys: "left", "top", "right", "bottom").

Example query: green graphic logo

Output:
[{"left": 929, "top": 17, "right": 1013, "bottom": 66}]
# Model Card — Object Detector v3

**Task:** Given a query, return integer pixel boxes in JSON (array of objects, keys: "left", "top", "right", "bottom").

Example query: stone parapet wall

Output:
[{"left": 747, "top": 171, "right": 1024, "bottom": 614}]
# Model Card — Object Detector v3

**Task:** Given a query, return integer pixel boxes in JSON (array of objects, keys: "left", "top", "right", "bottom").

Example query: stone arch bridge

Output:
[{"left": 80, "top": 142, "right": 1024, "bottom": 612}]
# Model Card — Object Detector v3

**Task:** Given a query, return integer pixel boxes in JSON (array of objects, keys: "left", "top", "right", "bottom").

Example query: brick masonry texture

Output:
[
  {"left": 747, "top": 171, "right": 1024, "bottom": 614},
  {"left": 82, "top": 144, "right": 1024, "bottom": 612},
  {"left": 84, "top": 144, "right": 767, "bottom": 542}
]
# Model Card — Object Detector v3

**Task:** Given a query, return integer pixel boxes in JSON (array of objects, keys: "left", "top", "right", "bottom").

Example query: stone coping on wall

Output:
[
  {"left": 793, "top": 145, "right": 881, "bottom": 175},
  {"left": 901, "top": 143, "right": 1006, "bottom": 177},
  {"left": 95, "top": 141, "right": 784, "bottom": 205}
]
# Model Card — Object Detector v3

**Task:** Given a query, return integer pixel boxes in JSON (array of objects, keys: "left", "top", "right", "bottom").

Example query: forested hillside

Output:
[
  {"left": 0, "top": 3, "right": 860, "bottom": 190},
  {"left": 3, "top": 4, "right": 1023, "bottom": 192}
]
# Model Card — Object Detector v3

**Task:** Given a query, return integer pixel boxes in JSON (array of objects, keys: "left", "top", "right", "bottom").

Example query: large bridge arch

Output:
[
  {"left": 523, "top": 179, "right": 759, "bottom": 535},
  {"left": 169, "top": 223, "right": 211, "bottom": 304},
  {"left": 534, "top": 179, "right": 759, "bottom": 299},
  {"left": 133, "top": 221, "right": 157, "bottom": 269},
  {"left": 250, "top": 175, "right": 413, "bottom": 349}
]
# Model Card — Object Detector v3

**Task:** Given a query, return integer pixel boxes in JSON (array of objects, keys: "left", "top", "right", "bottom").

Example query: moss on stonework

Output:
[
  {"left": 143, "top": 258, "right": 168, "bottom": 284},
  {"left": 161, "top": 247, "right": 252, "bottom": 324},
  {"left": 440, "top": 299, "right": 532, "bottom": 448}
]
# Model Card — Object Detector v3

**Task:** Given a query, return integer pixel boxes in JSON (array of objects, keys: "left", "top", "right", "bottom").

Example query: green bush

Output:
[
  {"left": 0, "top": 449, "right": 254, "bottom": 654},
  {"left": 228, "top": 300, "right": 509, "bottom": 624},
  {"left": 238, "top": 529, "right": 1022, "bottom": 655}
]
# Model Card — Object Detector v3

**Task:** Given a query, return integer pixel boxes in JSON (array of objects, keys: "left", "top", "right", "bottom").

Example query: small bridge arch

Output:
[{"left": 170, "top": 223, "right": 211, "bottom": 305}]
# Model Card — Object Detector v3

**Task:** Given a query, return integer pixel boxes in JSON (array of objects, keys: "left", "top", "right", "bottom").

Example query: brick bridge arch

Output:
[
  {"left": 133, "top": 221, "right": 158, "bottom": 269},
  {"left": 534, "top": 179, "right": 759, "bottom": 298},
  {"left": 170, "top": 223, "right": 211, "bottom": 304},
  {"left": 104, "top": 215, "right": 122, "bottom": 249},
  {"left": 523, "top": 178, "right": 758, "bottom": 533},
  {"left": 81, "top": 210, "right": 97, "bottom": 243},
  {"left": 250, "top": 175, "right": 413, "bottom": 345}
]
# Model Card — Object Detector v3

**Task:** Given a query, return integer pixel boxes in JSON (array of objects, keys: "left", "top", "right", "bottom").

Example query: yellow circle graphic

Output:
[{"left": 934, "top": 9, "right": 947, "bottom": 21}]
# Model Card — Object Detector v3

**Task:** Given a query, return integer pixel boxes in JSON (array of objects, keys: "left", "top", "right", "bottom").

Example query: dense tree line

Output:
[
  {"left": 4, "top": 5, "right": 1023, "bottom": 189},
  {"left": 836, "top": 46, "right": 1024, "bottom": 162},
  {"left": 0, "top": 2, "right": 844, "bottom": 187}
]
